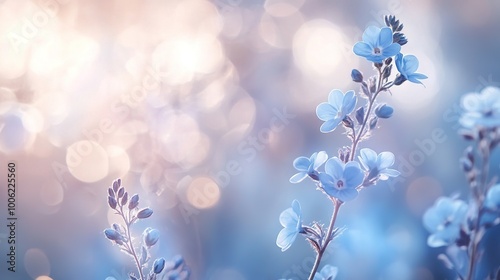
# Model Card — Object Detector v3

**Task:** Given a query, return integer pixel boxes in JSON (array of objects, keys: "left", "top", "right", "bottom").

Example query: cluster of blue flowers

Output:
[
  {"left": 423, "top": 87, "right": 500, "bottom": 280},
  {"left": 277, "top": 15, "right": 426, "bottom": 280},
  {"left": 104, "top": 178, "right": 190, "bottom": 280}
]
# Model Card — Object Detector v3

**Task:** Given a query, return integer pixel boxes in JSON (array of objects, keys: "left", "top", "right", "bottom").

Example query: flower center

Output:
[
  {"left": 337, "top": 180, "right": 344, "bottom": 189},
  {"left": 373, "top": 47, "right": 381, "bottom": 54}
]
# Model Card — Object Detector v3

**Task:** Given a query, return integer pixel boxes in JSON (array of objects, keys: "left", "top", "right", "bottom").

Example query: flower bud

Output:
[
  {"left": 172, "top": 255, "right": 185, "bottom": 270},
  {"left": 129, "top": 194, "right": 139, "bottom": 209},
  {"left": 108, "top": 196, "right": 117, "bottom": 209},
  {"left": 351, "top": 69, "right": 363, "bottom": 83},
  {"left": 121, "top": 192, "right": 128, "bottom": 206},
  {"left": 342, "top": 116, "right": 354, "bottom": 128},
  {"left": 117, "top": 187, "right": 125, "bottom": 198},
  {"left": 112, "top": 180, "right": 119, "bottom": 192},
  {"left": 143, "top": 228, "right": 160, "bottom": 247},
  {"left": 104, "top": 229, "right": 122, "bottom": 241},
  {"left": 375, "top": 104, "right": 394, "bottom": 119},
  {"left": 137, "top": 208, "right": 153, "bottom": 219},
  {"left": 108, "top": 188, "right": 114, "bottom": 197},
  {"left": 385, "top": 57, "right": 393, "bottom": 65},
  {"left": 153, "top": 258, "right": 166, "bottom": 274}
]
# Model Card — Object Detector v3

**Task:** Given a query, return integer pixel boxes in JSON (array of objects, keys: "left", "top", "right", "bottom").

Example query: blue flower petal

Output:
[
  {"left": 382, "top": 43, "right": 401, "bottom": 58},
  {"left": 316, "top": 103, "right": 338, "bottom": 121},
  {"left": 378, "top": 27, "right": 393, "bottom": 47},
  {"left": 313, "top": 151, "right": 328, "bottom": 170},
  {"left": 293, "top": 156, "right": 311, "bottom": 171},
  {"left": 342, "top": 90, "right": 357, "bottom": 115},
  {"left": 377, "top": 151, "right": 395, "bottom": 170},
  {"left": 353, "top": 42, "right": 373, "bottom": 57},
  {"left": 362, "top": 26, "right": 380, "bottom": 46},
  {"left": 328, "top": 90, "right": 344, "bottom": 108},
  {"left": 320, "top": 118, "right": 341, "bottom": 133},
  {"left": 290, "top": 172, "right": 308, "bottom": 183},
  {"left": 277, "top": 228, "right": 297, "bottom": 251}
]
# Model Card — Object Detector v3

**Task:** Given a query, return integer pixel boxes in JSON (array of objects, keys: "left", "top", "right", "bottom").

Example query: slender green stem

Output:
[{"left": 308, "top": 200, "right": 342, "bottom": 280}]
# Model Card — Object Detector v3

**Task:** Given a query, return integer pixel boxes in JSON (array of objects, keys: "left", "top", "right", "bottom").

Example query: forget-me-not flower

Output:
[
  {"left": 423, "top": 197, "right": 468, "bottom": 247},
  {"left": 313, "top": 265, "right": 338, "bottom": 280},
  {"left": 316, "top": 90, "right": 357, "bottom": 133},
  {"left": 358, "top": 148, "right": 400, "bottom": 182},
  {"left": 290, "top": 151, "right": 328, "bottom": 183},
  {"left": 395, "top": 53, "right": 428, "bottom": 85},
  {"left": 277, "top": 200, "right": 304, "bottom": 252},
  {"left": 353, "top": 26, "right": 401, "bottom": 63},
  {"left": 459, "top": 86, "right": 500, "bottom": 128},
  {"left": 319, "top": 157, "right": 364, "bottom": 202}
]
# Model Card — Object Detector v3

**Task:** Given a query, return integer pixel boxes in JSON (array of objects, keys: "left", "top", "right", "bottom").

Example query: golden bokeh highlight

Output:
[
  {"left": 186, "top": 177, "right": 221, "bottom": 209},
  {"left": 66, "top": 140, "right": 109, "bottom": 183}
]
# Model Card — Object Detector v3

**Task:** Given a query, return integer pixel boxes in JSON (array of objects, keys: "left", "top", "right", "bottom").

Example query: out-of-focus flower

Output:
[
  {"left": 316, "top": 90, "right": 357, "bottom": 133},
  {"left": 358, "top": 148, "right": 400, "bottom": 182},
  {"left": 459, "top": 87, "right": 500, "bottom": 128},
  {"left": 353, "top": 26, "right": 401, "bottom": 63},
  {"left": 423, "top": 197, "right": 468, "bottom": 247},
  {"left": 290, "top": 151, "right": 328, "bottom": 183},
  {"left": 319, "top": 157, "right": 364, "bottom": 202},
  {"left": 485, "top": 184, "right": 500, "bottom": 209},
  {"left": 277, "top": 200, "right": 304, "bottom": 252},
  {"left": 313, "top": 265, "right": 338, "bottom": 280},
  {"left": 395, "top": 53, "right": 427, "bottom": 85}
]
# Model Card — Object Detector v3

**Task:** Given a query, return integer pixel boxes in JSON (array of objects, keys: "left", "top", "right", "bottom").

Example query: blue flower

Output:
[
  {"left": 316, "top": 90, "right": 357, "bottom": 133},
  {"left": 319, "top": 157, "right": 364, "bottom": 202},
  {"left": 314, "top": 265, "right": 338, "bottom": 280},
  {"left": 353, "top": 26, "right": 401, "bottom": 63},
  {"left": 277, "top": 200, "right": 304, "bottom": 252},
  {"left": 459, "top": 86, "right": 500, "bottom": 128},
  {"left": 395, "top": 53, "right": 428, "bottom": 85},
  {"left": 423, "top": 197, "right": 468, "bottom": 247},
  {"left": 358, "top": 148, "right": 400, "bottom": 182},
  {"left": 290, "top": 151, "right": 328, "bottom": 183}
]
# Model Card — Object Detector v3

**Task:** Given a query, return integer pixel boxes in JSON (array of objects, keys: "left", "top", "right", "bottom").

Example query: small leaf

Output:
[
  {"left": 355, "top": 106, "right": 364, "bottom": 125},
  {"left": 369, "top": 116, "right": 378, "bottom": 130},
  {"left": 140, "top": 245, "right": 148, "bottom": 265}
]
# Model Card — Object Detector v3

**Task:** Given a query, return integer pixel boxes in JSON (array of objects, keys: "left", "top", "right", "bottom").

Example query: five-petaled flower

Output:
[
  {"left": 353, "top": 26, "right": 401, "bottom": 63},
  {"left": 277, "top": 200, "right": 304, "bottom": 252},
  {"left": 313, "top": 265, "right": 338, "bottom": 280},
  {"left": 395, "top": 53, "right": 428, "bottom": 85},
  {"left": 316, "top": 90, "right": 357, "bottom": 133},
  {"left": 290, "top": 151, "right": 328, "bottom": 183},
  {"left": 423, "top": 197, "right": 468, "bottom": 247},
  {"left": 319, "top": 157, "right": 364, "bottom": 202},
  {"left": 358, "top": 148, "right": 400, "bottom": 184},
  {"left": 459, "top": 86, "right": 500, "bottom": 128}
]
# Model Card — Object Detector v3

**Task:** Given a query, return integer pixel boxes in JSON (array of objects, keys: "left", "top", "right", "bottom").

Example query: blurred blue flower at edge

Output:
[
  {"left": 423, "top": 197, "right": 468, "bottom": 247},
  {"left": 290, "top": 151, "right": 328, "bottom": 183},
  {"left": 316, "top": 90, "right": 357, "bottom": 133},
  {"left": 353, "top": 26, "right": 401, "bottom": 62},
  {"left": 277, "top": 200, "right": 304, "bottom": 252},
  {"left": 319, "top": 158, "right": 364, "bottom": 202},
  {"left": 460, "top": 86, "right": 500, "bottom": 128}
]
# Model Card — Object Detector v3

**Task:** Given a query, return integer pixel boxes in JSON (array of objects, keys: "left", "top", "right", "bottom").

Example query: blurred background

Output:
[{"left": 0, "top": 0, "right": 499, "bottom": 279}]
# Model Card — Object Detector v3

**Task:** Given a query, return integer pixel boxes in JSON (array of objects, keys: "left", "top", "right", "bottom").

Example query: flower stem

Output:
[
  {"left": 466, "top": 138, "right": 491, "bottom": 280},
  {"left": 350, "top": 68, "right": 385, "bottom": 161},
  {"left": 308, "top": 200, "right": 342, "bottom": 280},
  {"left": 120, "top": 207, "right": 145, "bottom": 280}
]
